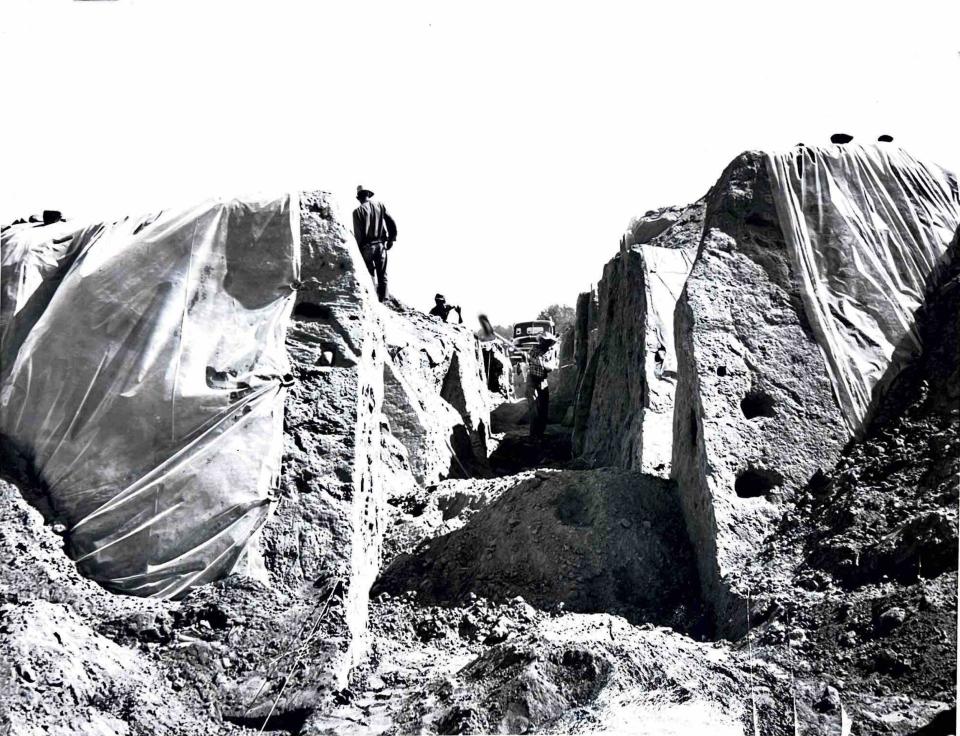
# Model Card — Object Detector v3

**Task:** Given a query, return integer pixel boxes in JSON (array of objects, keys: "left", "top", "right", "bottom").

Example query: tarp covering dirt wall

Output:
[
  {"left": 767, "top": 145, "right": 960, "bottom": 432},
  {"left": 0, "top": 195, "right": 299, "bottom": 598},
  {"left": 1, "top": 220, "right": 78, "bottom": 333},
  {"left": 638, "top": 244, "right": 695, "bottom": 475}
]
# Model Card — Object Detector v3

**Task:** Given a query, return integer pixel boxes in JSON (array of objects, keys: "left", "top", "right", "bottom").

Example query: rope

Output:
[
  {"left": 747, "top": 589, "right": 760, "bottom": 736},
  {"left": 257, "top": 579, "right": 342, "bottom": 733},
  {"left": 442, "top": 434, "right": 472, "bottom": 479},
  {"left": 239, "top": 576, "right": 343, "bottom": 728}
]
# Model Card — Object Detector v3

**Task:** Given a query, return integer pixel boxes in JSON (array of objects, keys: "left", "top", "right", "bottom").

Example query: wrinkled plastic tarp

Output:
[
  {"left": 0, "top": 195, "right": 300, "bottom": 597},
  {"left": 767, "top": 145, "right": 960, "bottom": 432},
  {"left": 641, "top": 244, "right": 695, "bottom": 383},
  {"left": 639, "top": 244, "right": 695, "bottom": 475},
  {"left": 1, "top": 220, "right": 84, "bottom": 353}
]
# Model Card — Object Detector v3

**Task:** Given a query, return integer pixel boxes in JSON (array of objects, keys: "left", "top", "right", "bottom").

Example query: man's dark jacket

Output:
[{"left": 353, "top": 200, "right": 397, "bottom": 247}]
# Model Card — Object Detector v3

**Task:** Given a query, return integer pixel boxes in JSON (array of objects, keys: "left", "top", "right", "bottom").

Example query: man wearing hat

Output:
[
  {"left": 525, "top": 333, "right": 558, "bottom": 440},
  {"left": 352, "top": 185, "right": 397, "bottom": 302},
  {"left": 428, "top": 293, "right": 463, "bottom": 324}
]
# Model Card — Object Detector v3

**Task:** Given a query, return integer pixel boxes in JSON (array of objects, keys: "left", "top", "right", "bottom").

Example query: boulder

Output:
[
  {"left": 767, "top": 144, "right": 959, "bottom": 431},
  {"left": 0, "top": 196, "right": 299, "bottom": 598},
  {"left": 381, "top": 303, "right": 495, "bottom": 482},
  {"left": 573, "top": 246, "right": 647, "bottom": 467},
  {"left": 480, "top": 342, "right": 513, "bottom": 400},
  {"left": 624, "top": 205, "right": 682, "bottom": 246},
  {"left": 253, "top": 191, "right": 387, "bottom": 691}
]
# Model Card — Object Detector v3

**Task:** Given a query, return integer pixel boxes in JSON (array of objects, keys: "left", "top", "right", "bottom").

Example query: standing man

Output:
[
  {"left": 525, "top": 333, "right": 558, "bottom": 440},
  {"left": 352, "top": 185, "right": 397, "bottom": 302},
  {"left": 428, "top": 293, "right": 463, "bottom": 324}
]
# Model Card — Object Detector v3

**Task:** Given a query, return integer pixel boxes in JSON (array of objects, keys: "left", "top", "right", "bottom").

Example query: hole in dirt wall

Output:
[
  {"left": 293, "top": 302, "right": 332, "bottom": 320},
  {"left": 734, "top": 467, "right": 784, "bottom": 498},
  {"left": 740, "top": 390, "right": 776, "bottom": 419}
]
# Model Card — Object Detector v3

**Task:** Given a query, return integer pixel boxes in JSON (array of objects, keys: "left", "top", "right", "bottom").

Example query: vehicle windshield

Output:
[{"left": 513, "top": 321, "right": 554, "bottom": 338}]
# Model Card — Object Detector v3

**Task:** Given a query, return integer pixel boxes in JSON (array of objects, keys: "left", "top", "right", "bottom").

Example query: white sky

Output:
[{"left": 3, "top": 0, "right": 959, "bottom": 325}]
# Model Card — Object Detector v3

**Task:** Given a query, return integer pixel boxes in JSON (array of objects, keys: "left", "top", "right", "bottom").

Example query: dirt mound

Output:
[
  {"left": 374, "top": 469, "right": 705, "bottom": 632},
  {"left": 0, "top": 479, "right": 231, "bottom": 734}
]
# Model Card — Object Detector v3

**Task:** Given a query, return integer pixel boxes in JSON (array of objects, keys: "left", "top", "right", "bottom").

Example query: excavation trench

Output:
[
  {"left": 2, "top": 147, "right": 958, "bottom": 735},
  {"left": 374, "top": 401, "right": 710, "bottom": 638}
]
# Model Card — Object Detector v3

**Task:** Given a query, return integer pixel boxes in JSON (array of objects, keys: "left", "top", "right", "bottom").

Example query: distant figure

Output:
[
  {"left": 653, "top": 340, "right": 667, "bottom": 380},
  {"left": 526, "top": 333, "right": 558, "bottom": 440},
  {"left": 878, "top": 134, "right": 894, "bottom": 143},
  {"left": 429, "top": 293, "right": 463, "bottom": 324},
  {"left": 352, "top": 185, "right": 397, "bottom": 302},
  {"left": 830, "top": 133, "right": 854, "bottom": 144}
]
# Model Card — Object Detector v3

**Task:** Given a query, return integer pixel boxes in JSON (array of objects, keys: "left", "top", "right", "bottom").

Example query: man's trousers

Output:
[
  {"left": 359, "top": 241, "right": 388, "bottom": 302},
  {"left": 525, "top": 377, "right": 549, "bottom": 439}
]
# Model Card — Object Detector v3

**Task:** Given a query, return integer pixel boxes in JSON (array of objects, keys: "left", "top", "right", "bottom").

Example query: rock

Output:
[
  {"left": 483, "top": 617, "right": 511, "bottom": 645},
  {"left": 625, "top": 206, "right": 682, "bottom": 246},
  {"left": 415, "top": 616, "right": 446, "bottom": 642},
  {"left": 875, "top": 606, "right": 908, "bottom": 636},
  {"left": 571, "top": 201, "right": 702, "bottom": 473},
  {"left": 381, "top": 303, "right": 495, "bottom": 485},
  {"left": 458, "top": 612, "right": 480, "bottom": 640},
  {"left": 436, "top": 704, "right": 482, "bottom": 735},
  {"left": 1, "top": 196, "right": 298, "bottom": 597},
  {"left": 252, "top": 191, "right": 388, "bottom": 700},
  {"left": 814, "top": 684, "right": 842, "bottom": 713},
  {"left": 15, "top": 660, "right": 36, "bottom": 683},
  {"left": 875, "top": 647, "right": 911, "bottom": 675}
]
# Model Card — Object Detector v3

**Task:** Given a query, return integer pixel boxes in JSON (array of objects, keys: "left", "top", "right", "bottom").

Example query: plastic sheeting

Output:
[
  {"left": 767, "top": 145, "right": 959, "bottom": 433},
  {"left": 641, "top": 244, "right": 695, "bottom": 383},
  {"left": 1, "top": 220, "right": 83, "bottom": 353},
  {"left": 640, "top": 244, "right": 695, "bottom": 475},
  {"left": 0, "top": 195, "right": 300, "bottom": 598}
]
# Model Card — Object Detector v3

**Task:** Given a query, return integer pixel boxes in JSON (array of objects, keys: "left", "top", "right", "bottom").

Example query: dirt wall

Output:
[{"left": 671, "top": 154, "right": 850, "bottom": 636}]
